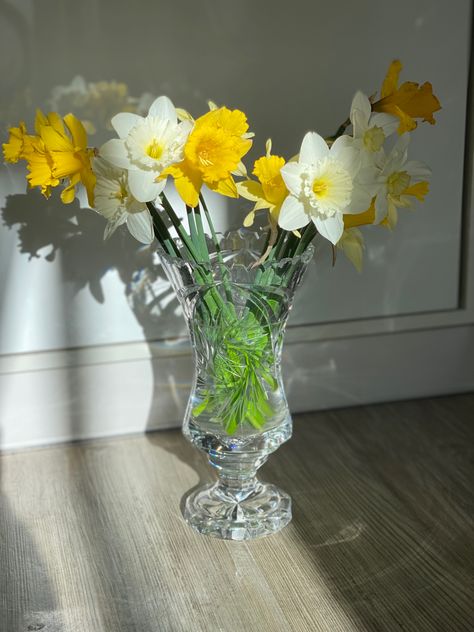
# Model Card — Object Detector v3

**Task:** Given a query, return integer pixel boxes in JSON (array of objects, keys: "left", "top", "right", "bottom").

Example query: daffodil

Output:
[
  {"left": 36, "top": 110, "right": 96, "bottom": 205},
  {"left": 372, "top": 60, "right": 441, "bottom": 134},
  {"left": 2, "top": 122, "right": 34, "bottom": 163},
  {"left": 93, "top": 157, "right": 152, "bottom": 243},
  {"left": 99, "top": 96, "right": 191, "bottom": 203},
  {"left": 278, "top": 132, "right": 374, "bottom": 244},
  {"left": 237, "top": 139, "right": 288, "bottom": 227},
  {"left": 162, "top": 106, "right": 253, "bottom": 208},
  {"left": 372, "top": 135, "right": 430, "bottom": 228},
  {"left": 348, "top": 91, "right": 398, "bottom": 165}
]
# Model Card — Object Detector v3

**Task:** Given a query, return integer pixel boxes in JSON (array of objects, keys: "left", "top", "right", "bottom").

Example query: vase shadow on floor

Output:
[{"left": 144, "top": 428, "right": 213, "bottom": 519}]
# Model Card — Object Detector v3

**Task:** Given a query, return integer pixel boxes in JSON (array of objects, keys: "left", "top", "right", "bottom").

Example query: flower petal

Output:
[
  {"left": 148, "top": 96, "right": 177, "bottom": 124},
  {"left": 100, "top": 139, "right": 133, "bottom": 169},
  {"left": 104, "top": 212, "right": 127, "bottom": 240},
  {"left": 381, "top": 60, "right": 402, "bottom": 98},
  {"left": 370, "top": 113, "right": 399, "bottom": 137},
  {"left": 314, "top": 214, "right": 344, "bottom": 245},
  {"left": 280, "top": 162, "right": 303, "bottom": 196},
  {"left": 111, "top": 112, "right": 143, "bottom": 138},
  {"left": 127, "top": 210, "right": 154, "bottom": 244},
  {"left": 236, "top": 179, "right": 264, "bottom": 202},
  {"left": 128, "top": 169, "right": 166, "bottom": 202},
  {"left": 350, "top": 91, "right": 371, "bottom": 137},
  {"left": 405, "top": 160, "right": 431, "bottom": 179},
  {"left": 278, "top": 195, "right": 310, "bottom": 231},
  {"left": 64, "top": 114, "right": 88, "bottom": 149},
  {"left": 330, "top": 135, "right": 359, "bottom": 175},
  {"left": 299, "top": 132, "right": 329, "bottom": 165}
]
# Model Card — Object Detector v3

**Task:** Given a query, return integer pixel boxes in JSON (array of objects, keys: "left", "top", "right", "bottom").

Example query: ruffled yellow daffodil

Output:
[
  {"left": 38, "top": 111, "right": 96, "bottom": 205},
  {"left": 372, "top": 60, "right": 441, "bottom": 134},
  {"left": 162, "top": 106, "right": 253, "bottom": 207},
  {"left": 237, "top": 139, "right": 288, "bottom": 228},
  {"left": 2, "top": 122, "right": 34, "bottom": 163}
]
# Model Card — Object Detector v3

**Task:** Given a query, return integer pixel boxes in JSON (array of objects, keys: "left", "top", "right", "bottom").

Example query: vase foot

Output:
[{"left": 183, "top": 480, "right": 291, "bottom": 540}]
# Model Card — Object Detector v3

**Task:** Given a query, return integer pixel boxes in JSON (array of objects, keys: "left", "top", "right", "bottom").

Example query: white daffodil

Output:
[
  {"left": 278, "top": 132, "right": 375, "bottom": 244},
  {"left": 93, "top": 157, "right": 154, "bottom": 244},
  {"left": 373, "top": 134, "right": 431, "bottom": 228},
  {"left": 349, "top": 91, "right": 398, "bottom": 165},
  {"left": 99, "top": 95, "right": 192, "bottom": 203}
]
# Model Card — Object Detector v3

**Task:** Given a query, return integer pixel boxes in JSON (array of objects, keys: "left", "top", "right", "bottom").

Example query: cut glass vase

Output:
[{"left": 158, "top": 230, "right": 313, "bottom": 540}]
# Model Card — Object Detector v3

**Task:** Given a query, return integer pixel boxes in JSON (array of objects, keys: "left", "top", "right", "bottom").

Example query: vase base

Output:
[{"left": 183, "top": 480, "right": 291, "bottom": 540}]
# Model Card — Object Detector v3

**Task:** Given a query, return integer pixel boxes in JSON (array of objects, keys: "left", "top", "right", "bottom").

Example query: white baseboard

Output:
[{"left": 1, "top": 324, "right": 474, "bottom": 451}]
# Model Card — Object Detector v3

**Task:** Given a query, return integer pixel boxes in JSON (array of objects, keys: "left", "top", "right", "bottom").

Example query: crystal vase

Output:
[{"left": 159, "top": 230, "right": 313, "bottom": 540}]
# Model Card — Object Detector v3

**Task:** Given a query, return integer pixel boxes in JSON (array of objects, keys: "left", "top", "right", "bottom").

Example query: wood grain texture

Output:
[{"left": 1, "top": 394, "right": 473, "bottom": 631}]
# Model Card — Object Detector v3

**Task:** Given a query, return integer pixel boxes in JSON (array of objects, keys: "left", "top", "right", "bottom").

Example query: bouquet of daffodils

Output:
[{"left": 3, "top": 61, "right": 440, "bottom": 434}]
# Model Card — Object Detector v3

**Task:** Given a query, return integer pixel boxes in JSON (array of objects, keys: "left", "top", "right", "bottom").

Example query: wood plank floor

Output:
[{"left": 1, "top": 394, "right": 473, "bottom": 631}]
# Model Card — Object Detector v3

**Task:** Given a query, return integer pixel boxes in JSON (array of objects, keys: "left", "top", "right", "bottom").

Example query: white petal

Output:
[
  {"left": 299, "top": 132, "right": 329, "bottom": 165},
  {"left": 278, "top": 196, "right": 310, "bottom": 231},
  {"left": 330, "top": 136, "right": 360, "bottom": 175},
  {"left": 314, "top": 214, "right": 344, "bottom": 245},
  {"left": 280, "top": 162, "right": 304, "bottom": 196},
  {"left": 405, "top": 160, "right": 431, "bottom": 179},
  {"left": 111, "top": 112, "right": 143, "bottom": 138},
  {"left": 148, "top": 96, "right": 177, "bottom": 124},
  {"left": 128, "top": 170, "right": 166, "bottom": 202},
  {"left": 104, "top": 212, "right": 126, "bottom": 240},
  {"left": 349, "top": 183, "right": 375, "bottom": 215},
  {"left": 370, "top": 113, "right": 398, "bottom": 137},
  {"left": 350, "top": 91, "right": 371, "bottom": 137},
  {"left": 127, "top": 210, "right": 154, "bottom": 244},
  {"left": 99, "top": 139, "right": 133, "bottom": 169}
]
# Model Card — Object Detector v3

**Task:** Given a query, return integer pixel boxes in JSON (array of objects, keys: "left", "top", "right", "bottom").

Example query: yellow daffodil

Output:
[
  {"left": 38, "top": 111, "right": 96, "bottom": 205},
  {"left": 237, "top": 139, "right": 288, "bottom": 227},
  {"left": 2, "top": 122, "right": 34, "bottom": 163},
  {"left": 372, "top": 60, "right": 441, "bottom": 134},
  {"left": 162, "top": 106, "right": 253, "bottom": 207}
]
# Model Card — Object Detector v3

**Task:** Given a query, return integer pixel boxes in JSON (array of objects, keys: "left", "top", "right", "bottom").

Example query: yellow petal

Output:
[
  {"left": 34, "top": 109, "right": 48, "bottom": 134},
  {"left": 64, "top": 113, "right": 88, "bottom": 149},
  {"left": 80, "top": 164, "right": 96, "bottom": 207},
  {"left": 2, "top": 122, "right": 28, "bottom": 163},
  {"left": 162, "top": 161, "right": 202, "bottom": 207},
  {"left": 380, "top": 60, "right": 402, "bottom": 98},
  {"left": 236, "top": 179, "right": 264, "bottom": 202},
  {"left": 243, "top": 210, "right": 256, "bottom": 227},
  {"left": 337, "top": 228, "right": 365, "bottom": 273},
  {"left": 60, "top": 174, "right": 80, "bottom": 204},
  {"left": 40, "top": 125, "right": 73, "bottom": 153},
  {"left": 207, "top": 175, "right": 238, "bottom": 199},
  {"left": 402, "top": 181, "right": 430, "bottom": 202},
  {"left": 403, "top": 180, "right": 429, "bottom": 201}
]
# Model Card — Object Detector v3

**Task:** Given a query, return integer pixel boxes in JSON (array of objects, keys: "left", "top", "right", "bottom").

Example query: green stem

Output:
[
  {"left": 146, "top": 201, "right": 180, "bottom": 257},
  {"left": 199, "top": 193, "right": 234, "bottom": 306}
]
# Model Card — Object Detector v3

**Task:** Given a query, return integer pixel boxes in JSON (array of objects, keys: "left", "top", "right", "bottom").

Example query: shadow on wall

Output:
[{"left": 1, "top": 190, "right": 191, "bottom": 445}]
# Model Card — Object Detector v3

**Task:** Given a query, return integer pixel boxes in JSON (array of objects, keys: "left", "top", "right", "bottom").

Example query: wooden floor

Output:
[{"left": 1, "top": 394, "right": 473, "bottom": 631}]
